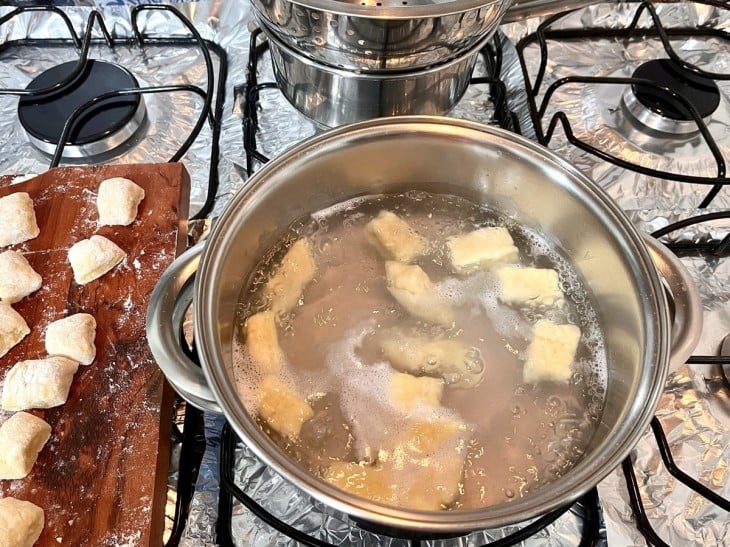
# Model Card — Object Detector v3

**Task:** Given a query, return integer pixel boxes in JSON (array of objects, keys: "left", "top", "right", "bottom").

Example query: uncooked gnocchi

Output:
[
  {"left": 97, "top": 177, "right": 145, "bottom": 226},
  {"left": 1, "top": 356, "right": 79, "bottom": 411},
  {"left": 0, "top": 250, "right": 42, "bottom": 304},
  {"left": 0, "top": 302, "right": 29, "bottom": 359},
  {"left": 0, "top": 192, "right": 40, "bottom": 248},
  {"left": 68, "top": 235, "right": 125, "bottom": 285},
  {"left": 0, "top": 412, "right": 51, "bottom": 480},
  {"left": 45, "top": 313, "right": 97, "bottom": 366},
  {"left": 0, "top": 497, "right": 44, "bottom": 547}
]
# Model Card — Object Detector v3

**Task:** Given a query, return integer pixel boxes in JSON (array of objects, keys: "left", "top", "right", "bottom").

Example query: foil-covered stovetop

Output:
[{"left": 1, "top": 1, "right": 727, "bottom": 546}]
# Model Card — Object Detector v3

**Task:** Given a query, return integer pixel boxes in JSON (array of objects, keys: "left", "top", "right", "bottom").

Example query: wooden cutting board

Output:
[{"left": 0, "top": 163, "right": 189, "bottom": 546}]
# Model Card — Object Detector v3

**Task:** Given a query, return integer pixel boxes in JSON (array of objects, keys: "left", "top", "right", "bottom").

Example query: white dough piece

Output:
[
  {"left": 257, "top": 375, "right": 313, "bottom": 439},
  {"left": 264, "top": 238, "right": 317, "bottom": 317},
  {"left": 389, "top": 372, "right": 443, "bottom": 411},
  {"left": 0, "top": 192, "right": 40, "bottom": 248},
  {"left": 365, "top": 210, "right": 428, "bottom": 263},
  {"left": 0, "top": 302, "right": 30, "bottom": 359},
  {"left": 0, "top": 412, "right": 51, "bottom": 480},
  {"left": 68, "top": 235, "right": 126, "bottom": 285},
  {"left": 496, "top": 266, "right": 563, "bottom": 307},
  {"left": 1, "top": 357, "right": 79, "bottom": 411},
  {"left": 0, "top": 251, "right": 42, "bottom": 304},
  {"left": 0, "top": 497, "right": 44, "bottom": 547},
  {"left": 381, "top": 335, "right": 484, "bottom": 389},
  {"left": 325, "top": 418, "right": 468, "bottom": 511},
  {"left": 385, "top": 261, "right": 454, "bottom": 327},
  {"left": 45, "top": 313, "right": 97, "bottom": 366},
  {"left": 97, "top": 177, "right": 145, "bottom": 226},
  {"left": 523, "top": 320, "right": 581, "bottom": 384},
  {"left": 447, "top": 226, "right": 519, "bottom": 273},
  {"left": 243, "top": 311, "right": 282, "bottom": 376}
]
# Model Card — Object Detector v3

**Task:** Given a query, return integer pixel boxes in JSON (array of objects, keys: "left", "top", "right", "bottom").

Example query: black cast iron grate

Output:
[
  {"left": 241, "top": 26, "right": 521, "bottom": 178},
  {"left": 515, "top": 0, "right": 729, "bottom": 208},
  {"left": 0, "top": 4, "right": 227, "bottom": 220}
]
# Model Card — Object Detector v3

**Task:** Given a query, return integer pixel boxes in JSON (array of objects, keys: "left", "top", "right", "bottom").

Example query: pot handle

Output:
[
  {"left": 146, "top": 242, "right": 222, "bottom": 413},
  {"left": 642, "top": 235, "right": 703, "bottom": 372}
]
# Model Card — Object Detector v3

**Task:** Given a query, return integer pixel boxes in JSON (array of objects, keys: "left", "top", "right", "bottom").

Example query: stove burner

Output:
[
  {"left": 18, "top": 60, "right": 146, "bottom": 158},
  {"left": 622, "top": 59, "right": 720, "bottom": 135}
]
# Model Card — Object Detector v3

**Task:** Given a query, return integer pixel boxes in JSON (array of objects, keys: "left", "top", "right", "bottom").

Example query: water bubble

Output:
[{"left": 504, "top": 488, "right": 515, "bottom": 499}]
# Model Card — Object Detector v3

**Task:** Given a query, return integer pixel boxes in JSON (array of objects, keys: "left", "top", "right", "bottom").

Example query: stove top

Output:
[{"left": 0, "top": 1, "right": 728, "bottom": 546}]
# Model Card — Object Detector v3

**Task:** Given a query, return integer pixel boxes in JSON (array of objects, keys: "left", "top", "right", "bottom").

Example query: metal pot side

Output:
[
  {"left": 195, "top": 117, "right": 670, "bottom": 533},
  {"left": 251, "top": 0, "right": 506, "bottom": 72},
  {"left": 265, "top": 26, "right": 484, "bottom": 127}
]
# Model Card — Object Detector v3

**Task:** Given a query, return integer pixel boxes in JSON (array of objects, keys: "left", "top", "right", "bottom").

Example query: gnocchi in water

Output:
[{"left": 232, "top": 192, "right": 606, "bottom": 511}]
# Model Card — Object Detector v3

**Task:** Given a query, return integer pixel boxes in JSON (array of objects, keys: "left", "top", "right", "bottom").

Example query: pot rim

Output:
[
  {"left": 195, "top": 116, "right": 670, "bottom": 532},
  {"left": 261, "top": 0, "right": 505, "bottom": 21},
  {"left": 262, "top": 22, "right": 490, "bottom": 78}
]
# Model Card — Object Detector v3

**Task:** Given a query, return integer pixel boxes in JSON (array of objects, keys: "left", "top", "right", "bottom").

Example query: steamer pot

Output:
[
  {"left": 147, "top": 117, "right": 702, "bottom": 533},
  {"left": 264, "top": 25, "right": 484, "bottom": 126},
  {"left": 250, "top": 0, "right": 508, "bottom": 72}
]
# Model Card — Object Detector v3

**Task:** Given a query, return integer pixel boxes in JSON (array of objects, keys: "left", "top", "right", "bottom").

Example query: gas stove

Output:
[{"left": 0, "top": 1, "right": 727, "bottom": 546}]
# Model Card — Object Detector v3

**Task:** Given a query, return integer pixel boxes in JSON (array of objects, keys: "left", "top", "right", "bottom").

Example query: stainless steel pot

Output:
[
  {"left": 251, "top": 0, "right": 604, "bottom": 73},
  {"left": 251, "top": 0, "right": 508, "bottom": 72},
  {"left": 147, "top": 117, "right": 702, "bottom": 533},
  {"left": 265, "top": 26, "right": 484, "bottom": 126}
]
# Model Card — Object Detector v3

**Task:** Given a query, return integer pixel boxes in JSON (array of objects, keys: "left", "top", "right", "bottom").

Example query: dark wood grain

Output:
[{"left": 0, "top": 163, "right": 189, "bottom": 546}]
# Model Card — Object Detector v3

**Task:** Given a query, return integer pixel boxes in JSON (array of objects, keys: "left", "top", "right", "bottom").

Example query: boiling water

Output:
[{"left": 232, "top": 192, "right": 607, "bottom": 510}]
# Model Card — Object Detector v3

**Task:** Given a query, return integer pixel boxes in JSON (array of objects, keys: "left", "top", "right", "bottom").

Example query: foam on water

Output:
[{"left": 231, "top": 191, "right": 609, "bottom": 509}]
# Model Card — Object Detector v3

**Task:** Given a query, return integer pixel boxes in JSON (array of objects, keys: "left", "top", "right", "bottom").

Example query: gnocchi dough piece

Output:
[
  {"left": 496, "top": 266, "right": 563, "bottom": 307},
  {"left": 264, "top": 238, "right": 317, "bottom": 317},
  {"left": 0, "top": 302, "right": 30, "bottom": 359},
  {"left": 45, "top": 313, "right": 97, "bottom": 366},
  {"left": 389, "top": 372, "right": 443, "bottom": 411},
  {"left": 0, "top": 251, "right": 42, "bottom": 304},
  {"left": 523, "top": 320, "right": 581, "bottom": 384},
  {"left": 447, "top": 226, "right": 519, "bottom": 273},
  {"left": 0, "top": 497, "right": 44, "bottom": 547},
  {"left": 381, "top": 335, "right": 484, "bottom": 389},
  {"left": 243, "top": 311, "right": 282, "bottom": 376},
  {"left": 0, "top": 412, "right": 51, "bottom": 480},
  {"left": 258, "top": 375, "right": 314, "bottom": 439},
  {"left": 365, "top": 210, "right": 428, "bottom": 263},
  {"left": 385, "top": 261, "right": 454, "bottom": 327},
  {"left": 0, "top": 192, "right": 40, "bottom": 248},
  {"left": 97, "top": 177, "right": 146, "bottom": 226},
  {"left": 325, "top": 418, "right": 469, "bottom": 511},
  {"left": 68, "top": 235, "right": 126, "bottom": 285},
  {"left": 324, "top": 461, "right": 394, "bottom": 505},
  {"left": 1, "top": 357, "right": 79, "bottom": 411}
]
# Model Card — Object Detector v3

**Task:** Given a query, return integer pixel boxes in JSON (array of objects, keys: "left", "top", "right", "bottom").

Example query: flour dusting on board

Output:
[{"left": 0, "top": 164, "right": 188, "bottom": 545}]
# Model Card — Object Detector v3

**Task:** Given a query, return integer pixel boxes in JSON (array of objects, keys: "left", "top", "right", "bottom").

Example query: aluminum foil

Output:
[
  {"left": 0, "top": 1, "right": 251, "bottom": 218},
  {"left": 508, "top": 1, "right": 730, "bottom": 211},
  {"left": 5, "top": 2, "right": 728, "bottom": 545}
]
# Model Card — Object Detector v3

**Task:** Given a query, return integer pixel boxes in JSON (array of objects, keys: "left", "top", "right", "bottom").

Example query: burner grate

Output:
[
  {"left": 217, "top": 423, "right": 603, "bottom": 547},
  {"left": 0, "top": 4, "right": 227, "bottom": 219},
  {"left": 515, "top": 0, "right": 730, "bottom": 208}
]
